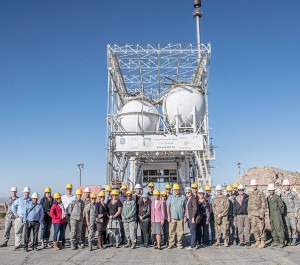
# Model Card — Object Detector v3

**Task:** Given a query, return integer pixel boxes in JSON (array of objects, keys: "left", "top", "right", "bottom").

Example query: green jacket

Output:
[
  {"left": 121, "top": 200, "right": 136, "bottom": 223},
  {"left": 267, "top": 194, "right": 284, "bottom": 216}
]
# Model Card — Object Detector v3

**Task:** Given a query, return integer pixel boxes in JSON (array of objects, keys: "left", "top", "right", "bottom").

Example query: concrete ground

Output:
[{"left": 0, "top": 225, "right": 299, "bottom": 265}]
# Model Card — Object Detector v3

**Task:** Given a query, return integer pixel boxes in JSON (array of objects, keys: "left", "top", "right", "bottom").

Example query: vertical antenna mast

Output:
[{"left": 193, "top": 0, "right": 203, "bottom": 58}]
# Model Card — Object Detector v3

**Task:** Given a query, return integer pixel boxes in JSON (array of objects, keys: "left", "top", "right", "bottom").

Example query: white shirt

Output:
[{"left": 61, "top": 194, "right": 75, "bottom": 214}]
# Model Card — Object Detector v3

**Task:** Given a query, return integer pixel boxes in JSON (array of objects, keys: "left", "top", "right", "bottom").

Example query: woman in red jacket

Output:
[{"left": 50, "top": 193, "right": 67, "bottom": 250}]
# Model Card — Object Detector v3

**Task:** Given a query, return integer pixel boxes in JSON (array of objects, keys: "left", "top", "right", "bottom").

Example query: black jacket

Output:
[
  {"left": 40, "top": 197, "right": 54, "bottom": 222},
  {"left": 138, "top": 202, "right": 151, "bottom": 222},
  {"left": 233, "top": 194, "right": 249, "bottom": 216}
]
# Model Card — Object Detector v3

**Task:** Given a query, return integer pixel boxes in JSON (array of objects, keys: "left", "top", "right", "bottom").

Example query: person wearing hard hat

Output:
[
  {"left": 185, "top": 187, "right": 201, "bottom": 250},
  {"left": 96, "top": 191, "right": 108, "bottom": 249},
  {"left": 226, "top": 185, "right": 238, "bottom": 246},
  {"left": 248, "top": 179, "right": 266, "bottom": 248},
  {"left": 0, "top": 187, "right": 19, "bottom": 248},
  {"left": 132, "top": 183, "right": 143, "bottom": 243},
  {"left": 233, "top": 185, "right": 250, "bottom": 246},
  {"left": 50, "top": 193, "right": 67, "bottom": 250},
  {"left": 191, "top": 183, "right": 198, "bottom": 199},
  {"left": 233, "top": 182, "right": 239, "bottom": 197},
  {"left": 280, "top": 179, "right": 299, "bottom": 246},
  {"left": 104, "top": 185, "right": 112, "bottom": 204},
  {"left": 198, "top": 188, "right": 210, "bottom": 246},
  {"left": 165, "top": 184, "right": 172, "bottom": 198},
  {"left": 267, "top": 183, "right": 285, "bottom": 249},
  {"left": 69, "top": 189, "right": 85, "bottom": 250},
  {"left": 85, "top": 193, "right": 97, "bottom": 251},
  {"left": 147, "top": 182, "right": 155, "bottom": 202},
  {"left": 119, "top": 185, "right": 128, "bottom": 204},
  {"left": 212, "top": 185, "right": 230, "bottom": 247},
  {"left": 122, "top": 190, "right": 137, "bottom": 249},
  {"left": 119, "top": 185, "right": 128, "bottom": 245},
  {"left": 167, "top": 184, "right": 186, "bottom": 249},
  {"left": 161, "top": 191, "right": 169, "bottom": 246},
  {"left": 12, "top": 186, "right": 32, "bottom": 250},
  {"left": 204, "top": 185, "right": 215, "bottom": 244},
  {"left": 80, "top": 187, "right": 91, "bottom": 248},
  {"left": 139, "top": 193, "right": 151, "bottom": 247},
  {"left": 40, "top": 187, "right": 54, "bottom": 248},
  {"left": 151, "top": 190, "right": 165, "bottom": 250},
  {"left": 23, "top": 192, "right": 44, "bottom": 251},
  {"left": 107, "top": 189, "right": 122, "bottom": 248}
]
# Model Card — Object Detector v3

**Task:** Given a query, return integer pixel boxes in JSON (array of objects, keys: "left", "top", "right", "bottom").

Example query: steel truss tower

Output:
[{"left": 106, "top": 1, "right": 215, "bottom": 190}]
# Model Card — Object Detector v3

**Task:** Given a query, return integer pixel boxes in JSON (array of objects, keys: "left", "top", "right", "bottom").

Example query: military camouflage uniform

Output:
[
  {"left": 81, "top": 197, "right": 90, "bottom": 244},
  {"left": 248, "top": 190, "right": 266, "bottom": 241},
  {"left": 85, "top": 202, "right": 97, "bottom": 243},
  {"left": 267, "top": 194, "right": 285, "bottom": 245},
  {"left": 1, "top": 196, "right": 19, "bottom": 245},
  {"left": 227, "top": 194, "right": 237, "bottom": 243},
  {"left": 280, "top": 190, "right": 299, "bottom": 240},
  {"left": 212, "top": 195, "right": 229, "bottom": 241},
  {"left": 69, "top": 199, "right": 85, "bottom": 247}
]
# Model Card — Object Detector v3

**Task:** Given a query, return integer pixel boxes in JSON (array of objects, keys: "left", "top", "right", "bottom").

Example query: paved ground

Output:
[{"left": 0, "top": 226, "right": 299, "bottom": 265}]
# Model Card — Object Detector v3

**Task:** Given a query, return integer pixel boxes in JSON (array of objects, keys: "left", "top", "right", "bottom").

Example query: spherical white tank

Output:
[
  {"left": 163, "top": 85, "right": 205, "bottom": 127},
  {"left": 118, "top": 100, "right": 159, "bottom": 133}
]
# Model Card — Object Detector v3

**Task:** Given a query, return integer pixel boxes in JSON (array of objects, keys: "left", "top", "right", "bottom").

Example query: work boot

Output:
[
  {"left": 251, "top": 240, "right": 260, "bottom": 248},
  {"left": 97, "top": 236, "right": 102, "bottom": 249},
  {"left": 0, "top": 242, "right": 7, "bottom": 248},
  {"left": 71, "top": 243, "right": 76, "bottom": 250},
  {"left": 291, "top": 239, "right": 297, "bottom": 246},
  {"left": 271, "top": 242, "right": 278, "bottom": 248},
  {"left": 53, "top": 242, "right": 60, "bottom": 251},
  {"left": 89, "top": 242, "right": 92, "bottom": 251},
  {"left": 58, "top": 242, "right": 65, "bottom": 249},
  {"left": 224, "top": 240, "right": 229, "bottom": 247},
  {"left": 131, "top": 244, "right": 136, "bottom": 249},
  {"left": 123, "top": 241, "right": 131, "bottom": 248},
  {"left": 213, "top": 239, "right": 221, "bottom": 247},
  {"left": 80, "top": 243, "right": 85, "bottom": 249},
  {"left": 233, "top": 239, "right": 237, "bottom": 246},
  {"left": 278, "top": 244, "right": 284, "bottom": 249},
  {"left": 258, "top": 240, "right": 265, "bottom": 248}
]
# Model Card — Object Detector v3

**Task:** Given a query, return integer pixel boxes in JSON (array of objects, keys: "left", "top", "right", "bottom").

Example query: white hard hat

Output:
[
  {"left": 31, "top": 192, "right": 39, "bottom": 199},
  {"left": 282, "top": 179, "right": 290, "bottom": 186},
  {"left": 185, "top": 187, "right": 191, "bottom": 191},
  {"left": 216, "top": 185, "right": 222, "bottom": 190},
  {"left": 267, "top": 183, "right": 275, "bottom": 191},
  {"left": 238, "top": 184, "right": 245, "bottom": 190},
  {"left": 23, "top": 187, "right": 31, "bottom": 193},
  {"left": 198, "top": 188, "right": 205, "bottom": 193},
  {"left": 11, "top": 187, "right": 18, "bottom": 192},
  {"left": 135, "top": 183, "right": 142, "bottom": 189},
  {"left": 250, "top": 179, "right": 258, "bottom": 186},
  {"left": 84, "top": 187, "right": 91, "bottom": 193}
]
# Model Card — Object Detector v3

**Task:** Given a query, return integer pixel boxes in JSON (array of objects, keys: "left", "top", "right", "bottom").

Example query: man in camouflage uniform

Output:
[
  {"left": 80, "top": 187, "right": 91, "bottom": 248},
  {"left": 85, "top": 193, "right": 97, "bottom": 251},
  {"left": 0, "top": 187, "right": 19, "bottom": 247},
  {"left": 280, "top": 179, "right": 299, "bottom": 246},
  {"left": 69, "top": 189, "right": 85, "bottom": 250},
  {"left": 212, "top": 185, "right": 229, "bottom": 247},
  {"left": 248, "top": 179, "right": 266, "bottom": 248},
  {"left": 226, "top": 185, "right": 238, "bottom": 245},
  {"left": 267, "top": 183, "right": 285, "bottom": 249}
]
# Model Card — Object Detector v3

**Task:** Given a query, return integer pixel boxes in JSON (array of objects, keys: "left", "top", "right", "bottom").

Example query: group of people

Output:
[{"left": 0, "top": 178, "right": 299, "bottom": 252}]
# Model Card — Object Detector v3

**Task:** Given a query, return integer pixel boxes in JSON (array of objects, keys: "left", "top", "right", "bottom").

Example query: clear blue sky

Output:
[{"left": 1, "top": 0, "right": 300, "bottom": 198}]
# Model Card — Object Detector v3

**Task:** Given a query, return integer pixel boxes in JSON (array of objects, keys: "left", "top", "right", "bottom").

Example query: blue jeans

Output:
[
  {"left": 189, "top": 221, "right": 199, "bottom": 248},
  {"left": 41, "top": 221, "right": 52, "bottom": 241},
  {"left": 53, "top": 223, "right": 66, "bottom": 242}
]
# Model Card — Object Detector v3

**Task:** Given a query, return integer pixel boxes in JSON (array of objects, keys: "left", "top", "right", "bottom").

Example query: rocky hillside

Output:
[{"left": 236, "top": 166, "right": 300, "bottom": 186}]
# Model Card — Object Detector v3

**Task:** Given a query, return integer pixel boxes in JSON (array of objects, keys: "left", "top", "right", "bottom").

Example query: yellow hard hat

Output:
[
  {"left": 191, "top": 183, "right": 198, "bottom": 189},
  {"left": 44, "top": 187, "right": 51, "bottom": 193},
  {"left": 204, "top": 185, "right": 211, "bottom": 191},
  {"left": 233, "top": 182, "right": 238, "bottom": 188},
  {"left": 161, "top": 191, "right": 167, "bottom": 196},
  {"left": 226, "top": 185, "right": 233, "bottom": 191},
  {"left": 173, "top": 184, "right": 180, "bottom": 190},
  {"left": 75, "top": 189, "right": 82, "bottom": 195},
  {"left": 105, "top": 185, "right": 111, "bottom": 191},
  {"left": 126, "top": 190, "right": 133, "bottom": 196},
  {"left": 98, "top": 191, "right": 105, "bottom": 197},
  {"left": 121, "top": 185, "right": 127, "bottom": 190},
  {"left": 165, "top": 184, "right": 171, "bottom": 189},
  {"left": 66, "top": 183, "right": 73, "bottom": 189},
  {"left": 90, "top": 193, "right": 97, "bottom": 198},
  {"left": 53, "top": 193, "right": 61, "bottom": 199},
  {"left": 153, "top": 189, "right": 160, "bottom": 195},
  {"left": 111, "top": 189, "right": 118, "bottom": 196},
  {"left": 148, "top": 182, "right": 154, "bottom": 187}
]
